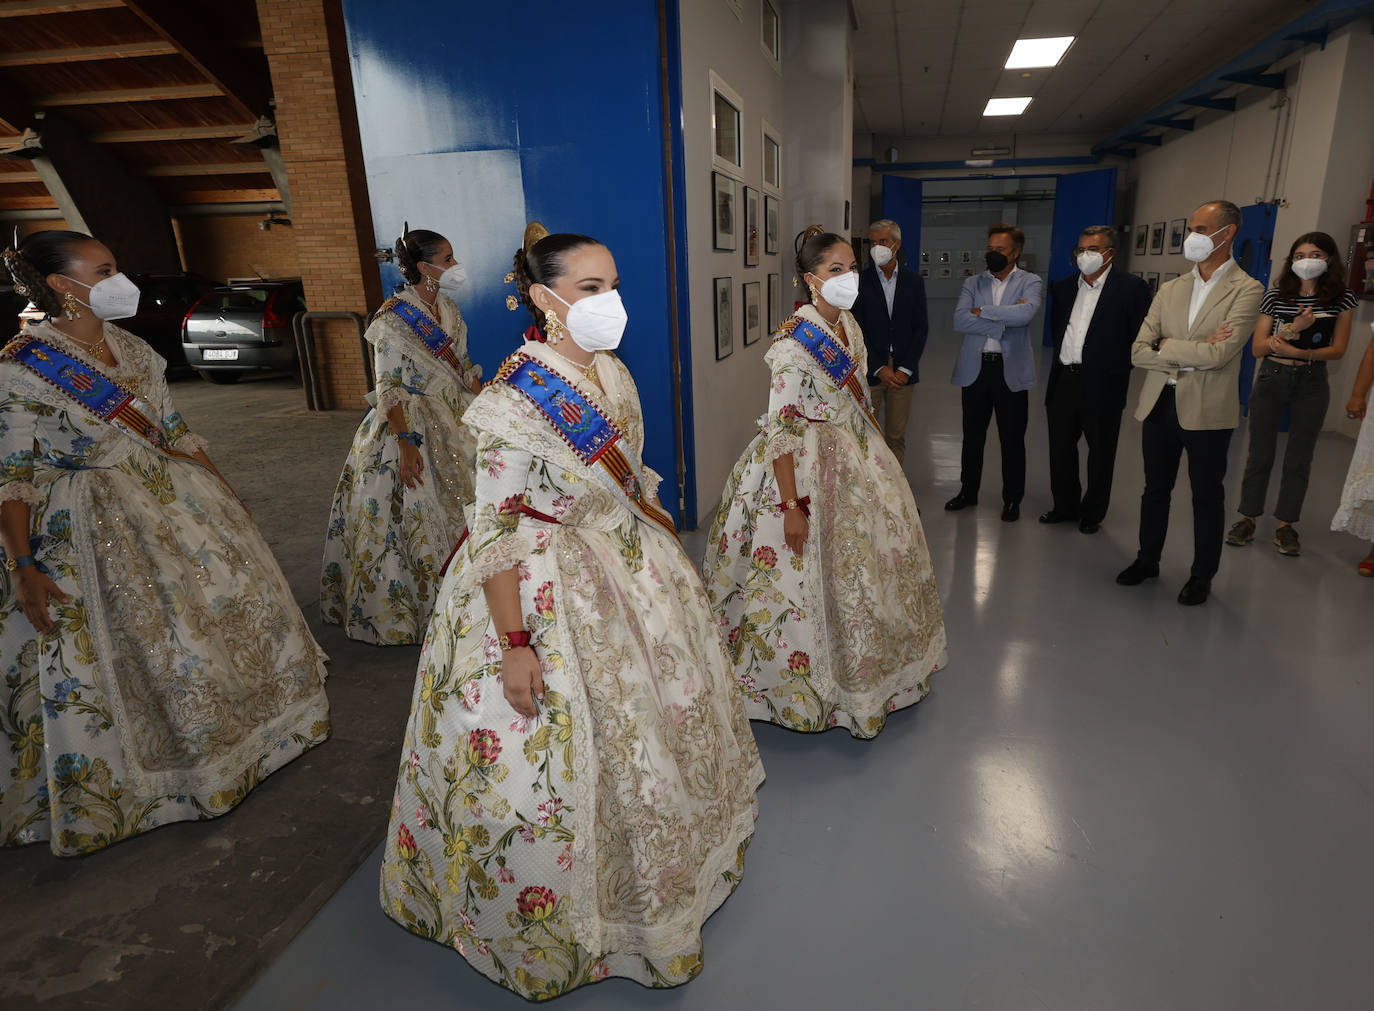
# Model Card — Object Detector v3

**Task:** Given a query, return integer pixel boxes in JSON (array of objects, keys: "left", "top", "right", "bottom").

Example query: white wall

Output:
[
  {"left": 680, "top": 0, "right": 852, "bottom": 523},
  {"left": 680, "top": 0, "right": 788, "bottom": 522},
  {"left": 1127, "top": 19, "right": 1374, "bottom": 435}
]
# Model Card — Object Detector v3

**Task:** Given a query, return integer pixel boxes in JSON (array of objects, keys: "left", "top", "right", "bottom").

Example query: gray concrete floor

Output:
[{"left": 231, "top": 334, "right": 1374, "bottom": 1011}]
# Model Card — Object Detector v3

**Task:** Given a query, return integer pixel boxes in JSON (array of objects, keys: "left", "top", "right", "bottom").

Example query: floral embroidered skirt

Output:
[{"left": 379, "top": 516, "right": 762, "bottom": 1000}]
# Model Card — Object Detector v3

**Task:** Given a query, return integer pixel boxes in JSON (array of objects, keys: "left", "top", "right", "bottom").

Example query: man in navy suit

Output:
[
  {"left": 851, "top": 218, "right": 929, "bottom": 461},
  {"left": 946, "top": 223, "right": 1043, "bottom": 522},
  {"left": 1041, "top": 225, "right": 1152, "bottom": 533}
]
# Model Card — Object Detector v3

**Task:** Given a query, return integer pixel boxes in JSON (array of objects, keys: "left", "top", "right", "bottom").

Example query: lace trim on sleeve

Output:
[
  {"left": 0, "top": 482, "right": 42, "bottom": 509},
  {"left": 448, "top": 525, "right": 533, "bottom": 600},
  {"left": 376, "top": 385, "right": 410, "bottom": 416}
]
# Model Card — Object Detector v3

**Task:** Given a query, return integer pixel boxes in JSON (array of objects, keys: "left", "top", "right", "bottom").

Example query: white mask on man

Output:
[
  {"left": 870, "top": 245, "right": 894, "bottom": 268},
  {"left": 1076, "top": 250, "right": 1106, "bottom": 276},
  {"left": 1183, "top": 226, "right": 1229, "bottom": 263}
]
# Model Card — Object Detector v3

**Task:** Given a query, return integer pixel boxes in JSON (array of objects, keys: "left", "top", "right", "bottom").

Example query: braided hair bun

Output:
[
  {"left": 393, "top": 226, "right": 447, "bottom": 285},
  {"left": 509, "top": 224, "right": 602, "bottom": 337},
  {"left": 3, "top": 230, "right": 92, "bottom": 318},
  {"left": 794, "top": 224, "right": 848, "bottom": 290}
]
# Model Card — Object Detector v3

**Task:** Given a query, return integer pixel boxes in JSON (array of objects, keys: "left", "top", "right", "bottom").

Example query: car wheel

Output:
[{"left": 200, "top": 371, "right": 241, "bottom": 385}]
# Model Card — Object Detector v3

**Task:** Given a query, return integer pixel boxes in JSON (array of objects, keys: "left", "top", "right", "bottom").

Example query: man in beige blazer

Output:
[{"left": 1116, "top": 200, "right": 1264, "bottom": 605}]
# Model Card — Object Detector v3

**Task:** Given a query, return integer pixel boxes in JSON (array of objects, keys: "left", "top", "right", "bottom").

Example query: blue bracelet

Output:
[{"left": 396, "top": 431, "right": 423, "bottom": 448}]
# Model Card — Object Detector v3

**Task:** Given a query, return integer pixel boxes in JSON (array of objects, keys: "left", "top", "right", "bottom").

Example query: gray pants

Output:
[{"left": 1238, "top": 358, "right": 1329, "bottom": 523}]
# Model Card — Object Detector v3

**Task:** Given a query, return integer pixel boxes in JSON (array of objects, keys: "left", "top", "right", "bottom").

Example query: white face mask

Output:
[
  {"left": 541, "top": 285, "right": 628, "bottom": 352},
  {"left": 1076, "top": 250, "right": 1107, "bottom": 276},
  {"left": 424, "top": 261, "right": 467, "bottom": 292},
  {"left": 870, "top": 244, "right": 894, "bottom": 268},
  {"left": 1182, "top": 225, "right": 1229, "bottom": 263},
  {"left": 1290, "top": 257, "right": 1327, "bottom": 280},
  {"left": 809, "top": 271, "right": 860, "bottom": 310},
  {"left": 63, "top": 272, "right": 141, "bottom": 321}
]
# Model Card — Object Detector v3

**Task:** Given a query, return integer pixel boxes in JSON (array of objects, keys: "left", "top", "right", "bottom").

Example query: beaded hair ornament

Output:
[{"left": 2, "top": 226, "right": 29, "bottom": 298}]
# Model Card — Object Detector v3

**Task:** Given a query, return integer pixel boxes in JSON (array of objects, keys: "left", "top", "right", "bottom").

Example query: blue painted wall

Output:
[{"left": 340, "top": 2, "right": 690, "bottom": 522}]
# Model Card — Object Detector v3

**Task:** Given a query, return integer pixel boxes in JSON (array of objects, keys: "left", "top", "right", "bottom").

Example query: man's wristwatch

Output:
[
  {"left": 5, "top": 554, "right": 35, "bottom": 573},
  {"left": 499, "top": 630, "right": 532, "bottom": 651}
]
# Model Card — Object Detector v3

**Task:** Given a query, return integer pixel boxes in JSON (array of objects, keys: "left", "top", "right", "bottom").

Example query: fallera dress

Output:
[
  {"left": 703, "top": 303, "right": 948, "bottom": 738},
  {"left": 1332, "top": 409, "right": 1374, "bottom": 543},
  {"left": 321, "top": 289, "right": 481, "bottom": 644},
  {"left": 0, "top": 321, "right": 329, "bottom": 856},
  {"left": 379, "top": 338, "right": 762, "bottom": 1001}
]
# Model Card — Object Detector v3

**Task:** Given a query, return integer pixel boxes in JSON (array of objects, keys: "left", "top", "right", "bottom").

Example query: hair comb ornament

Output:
[{"left": 522, "top": 221, "right": 549, "bottom": 252}]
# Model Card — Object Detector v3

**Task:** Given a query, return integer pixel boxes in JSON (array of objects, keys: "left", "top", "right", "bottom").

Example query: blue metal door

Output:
[
  {"left": 1235, "top": 201, "right": 1279, "bottom": 412},
  {"left": 1045, "top": 168, "right": 1117, "bottom": 345}
]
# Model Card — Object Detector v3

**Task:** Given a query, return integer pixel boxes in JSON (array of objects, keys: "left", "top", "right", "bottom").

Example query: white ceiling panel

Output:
[{"left": 854, "top": 0, "right": 1312, "bottom": 141}]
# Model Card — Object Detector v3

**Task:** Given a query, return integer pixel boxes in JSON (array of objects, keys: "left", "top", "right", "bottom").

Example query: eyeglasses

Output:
[{"left": 1073, "top": 246, "right": 1110, "bottom": 255}]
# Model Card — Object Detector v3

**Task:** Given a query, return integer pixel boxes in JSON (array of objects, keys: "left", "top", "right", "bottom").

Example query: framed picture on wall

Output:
[
  {"left": 764, "top": 194, "right": 780, "bottom": 254},
  {"left": 743, "top": 280, "right": 762, "bottom": 345},
  {"left": 921, "top": 250, "right": 930, "bottom": 264},
  {"left": 960, "top": 266, "right": 975, "bottom": 278},
  {"left": 938, "top": 250, "right": 951, "bottom": 264},
  {"left": 959, "top": 250, "right": 973, "bottom": 265},
  {"left": 744, "top": 186, "right": 760, "bottom": 267},
  {"left": 1146, "top": 271, "right": 1160, "bottom": 293},
  {"left": 1164, "top": 271, "right": 1180, "bottom": 282},
  {"left": 938, "top": 266, "right": 953, "bottom": 279},
  {"left": 714, "top": 276, "right": 733, "bottom": 360},
  {"left": 711, "top": 72, "right": 742, "bottom": 172},
  {"left": 1150, "top": 221, "right": 1165, "bottom": 255},
  {"left": 712, "top": 172, "right": 737, "bottom": 252},
  {"left": 1134, "top": 225, "right": 1148, "bottom": 256},
  {"left": 1168, "top": 218, "right": 1186, "bottom": 254},
  {"left": 767, "top": 272, "right": 781, "bottom": 334},
  {"left": 919, "top": 266, "right": 930, "bottom": 278}
]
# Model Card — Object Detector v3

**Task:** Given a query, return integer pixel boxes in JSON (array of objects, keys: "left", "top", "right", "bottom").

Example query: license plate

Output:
[{"left": 203, "top": 348, "right": 239, "bottom": 361}]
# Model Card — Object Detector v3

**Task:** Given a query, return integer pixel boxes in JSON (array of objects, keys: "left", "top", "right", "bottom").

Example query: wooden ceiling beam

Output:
[
  {"left": 139, "top": 161, "right": 270, "bottom": 177},
  {"left": 0, "top": 171, "right": 42, "bottom": 183},
  {"left": 0, "top": 1, "right": 124, "bottom": 16},
  {"left": 39, "top": 84, "right": 223, "bottom": 105},
  {"left": 0, "top": 41, "right": 179, "bottom": 67},
  {"left": 122, "top": 0, "right": 272, "bottom": 120},
  {"left": 0, "top": 195, "right": 58, "bottom": 209},
  {"left": 88, "top": 123, "right": 257, "bottom": 143},
  {"left": 166, "top": 187, "right": 279, "bottom": 203}
]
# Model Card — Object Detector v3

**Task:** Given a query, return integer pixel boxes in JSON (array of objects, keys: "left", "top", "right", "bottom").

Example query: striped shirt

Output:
[{"left": 1258, "top": 287, "right": 1358, "bottom": 351}]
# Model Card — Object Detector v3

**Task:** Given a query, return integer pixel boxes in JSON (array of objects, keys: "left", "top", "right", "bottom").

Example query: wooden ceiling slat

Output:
[
  {"left": 122, "top": 0, "right": 271, "bottom": 120},
  {"left": 40, "top": 84, "right": 223, "bottom": 105},
  {"left": 15, "top": 55, "right": 214, "bottom": 92},
  {"left": 0, "top": 41, "right": 178, "bottom": 66},
  {"left": 141, "top": 161, "right": 268, "bottom": 177},
  {"left": 55, "top": 96, "right": 250, "bottom": 131},
  {"left": 164, "top": 188, "right": 279, "bottom": 204},
  {"left": 88, "top": 123, "right": 256, "bottom": 143},
  {"left": 0, "top": 1, "right": 124, "bottom": 17},
  {"left": 0, "top": 172, "right": 42, "bottom": 184}
]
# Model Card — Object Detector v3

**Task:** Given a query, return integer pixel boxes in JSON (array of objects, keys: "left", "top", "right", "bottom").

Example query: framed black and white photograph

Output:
[
  {"left": 712, "top": 172, "right": 737, "bottom": 252},
  {"left": 1164, "top": 271, "right": 1181, "bottom": 282},
  {"left": 1146, "top": 271, "right": 1160, "bottom": 294},
  {"left": 764, "top": 194, "right": 780, "bottom": 254},
  {"left": 938, "top": 250, "right": 951, "bottom": 264},
  {"left": 960, "top": 266, "right": 975, "bottom": 278},
  {"left": 1150, "top": 221, "right": 1165, "bottom": 255},
  {"left": 1168, "top": 218, "right": 1186, "bottom": 254},
  {"left": 767, "top": 272, "right": 781, "bottom": 334},
  {"left": 713, "top": 276, "right": 733, "bottom": 360},
  {"left": 711, "top": 73, "right": 742, "bottom": 172},
  {"left": 744, "top": 186, "right": 760, "bottom": 267},
  {"left": 1134, "top": 225, "right": 1148, "bottom": 256},
  {"left": 918, "top": 266, "right": 930, "bottom": 278},
  {"left": 742, "top": 280, "right": 762, "bottom": 345},
  {"left": 937, "top": 266, "right": 953, "bottom": 279},
  {"left": 959, "top": 250, "right": 973, "bottom": 265},
  {"left": 921, "top": 250, "right": 930, "bottom": 264},
  {"left": 762, "top": 126, "right": 782, "bottom": 193}
]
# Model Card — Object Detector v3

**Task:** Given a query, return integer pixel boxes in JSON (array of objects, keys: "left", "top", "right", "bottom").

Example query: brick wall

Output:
[
  {"left": 256, "top": 0, "right": 382, "bottom": 407},
  {"left": 173, "top": 216, "right": 300, "bottom": 283}
]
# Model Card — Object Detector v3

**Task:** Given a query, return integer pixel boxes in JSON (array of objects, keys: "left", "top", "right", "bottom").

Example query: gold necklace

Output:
[
  {"left": 53, "top": 324, "right": 106, "bottom": 359},
  {"left": 544, "top": 344, "right": 599, "bottom": 384}
]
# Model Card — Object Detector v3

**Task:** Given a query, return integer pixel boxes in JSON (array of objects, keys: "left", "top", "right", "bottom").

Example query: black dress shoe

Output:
[
  {"left": 1001, "top": 502, "right": 1020, "bottom": 522},
  {"left": 944, "top": 492, "right": 977, "bottom": 511},
  {"left": 1177, "top": 576, "right": 1211, "bottom": 605},
  {"left": 1115, "top": 559, "right": 1159, "bottom": 585},
  {"left": 1078, "top": 518, "right": 1101, "bottom": 534},
  {"left": 1038, "top": 509, "right": 1077, "bottom": 524}
]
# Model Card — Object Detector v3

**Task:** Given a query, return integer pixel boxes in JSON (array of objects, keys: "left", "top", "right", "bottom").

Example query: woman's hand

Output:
[
  {"left": 397, "top": 439, "right": 425, "bottom": 489},
  {"left": 501, "top": 646, "right": 544, "bottom": 718},
  {"left": 1290, "top": 307, "right": 1316, "bottom": 332},
  {"left": 1348, "top": 393, "right": 1367, "bottom": 420},
  {"left": 15, "top": 568, "right": 68, "bottom": 635},
  {"left": 1268, "top": 332, "right": 1302, "bottom": 357},
  {"left": 783, "top": 507, "right": 809, "bottom": 557}
]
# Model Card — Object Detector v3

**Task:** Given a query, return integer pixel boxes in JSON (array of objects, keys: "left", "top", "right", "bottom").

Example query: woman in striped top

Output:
[{"left": 1225, "top": 231, "right": 1358, "bottom": 557}]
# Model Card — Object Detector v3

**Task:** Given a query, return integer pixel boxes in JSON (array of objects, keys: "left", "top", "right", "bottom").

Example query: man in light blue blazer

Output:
[{"left": 945, "top": 223, "right": 1044, "bottom": 521}]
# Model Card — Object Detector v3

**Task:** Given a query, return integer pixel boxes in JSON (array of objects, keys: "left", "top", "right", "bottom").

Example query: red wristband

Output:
[{"left": 499, "top": 630, "right": 532, "bottom": 651}]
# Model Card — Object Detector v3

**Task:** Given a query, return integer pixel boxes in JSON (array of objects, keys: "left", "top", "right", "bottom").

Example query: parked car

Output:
[
  {"left": 182, "top": 279, "right": 305, "bottom": 384},
  {"left": 124, "top": 272, "right": 219, "bottom": 371}
]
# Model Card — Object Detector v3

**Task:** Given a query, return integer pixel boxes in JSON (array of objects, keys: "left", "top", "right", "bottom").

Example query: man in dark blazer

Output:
[
  {"left": 1041, "top": 225, "right": 1152, "bottom": 533},
  {"left": 851, "top": 218, "right": 928, "bottom": 462}
]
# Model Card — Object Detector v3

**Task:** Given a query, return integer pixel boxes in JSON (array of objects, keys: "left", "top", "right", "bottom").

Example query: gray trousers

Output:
[{"left": 1238, "top": 358, "right": 1329, "bottom": 523}]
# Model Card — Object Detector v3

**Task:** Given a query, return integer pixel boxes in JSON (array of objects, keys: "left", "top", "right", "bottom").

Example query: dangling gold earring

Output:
[
  {"left": 543, "top": 308, "right": 564, "bottom": 344},
  {"left": 423, "top": 273, "right": 438, "bottom": 294},
  {"left": 808, "top": 284, "right": 820, "bottom": 304},
  {"left": 62, "top": 291, "right": 82, "bottom": 320}
]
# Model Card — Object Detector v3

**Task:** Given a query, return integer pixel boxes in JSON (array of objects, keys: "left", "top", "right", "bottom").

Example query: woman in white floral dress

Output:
[
  {"left": 1332, "top": 320, "right": 1374, "bottom": 575},
  {"left": 321, "top": 227, "right": 483, "bottom": 643},
  {"left": 703, "top": 226, "right": 947, "bottom": 738},
  {"left": 0, "top": 231, "right": 329, "bottom": 855},
  {"left": 379, "top": 225, "right": 762, "bottom": 1000}
]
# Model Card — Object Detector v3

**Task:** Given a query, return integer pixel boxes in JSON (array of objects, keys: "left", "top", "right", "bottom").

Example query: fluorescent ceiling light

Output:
[
  {"left": 983, "top": 97, "right": 1032, "bottom": 117},
  {"left": 1005, "top": 36, "right": 1075, "bottom": 69}
]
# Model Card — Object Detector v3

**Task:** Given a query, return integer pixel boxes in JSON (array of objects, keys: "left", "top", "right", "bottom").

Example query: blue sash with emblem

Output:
[
  {"left": 386, "top": 298, "right": 464, "bottom": 372},
  {"left": 790, "top": 319, "right": 858, "bottom": 387}
]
